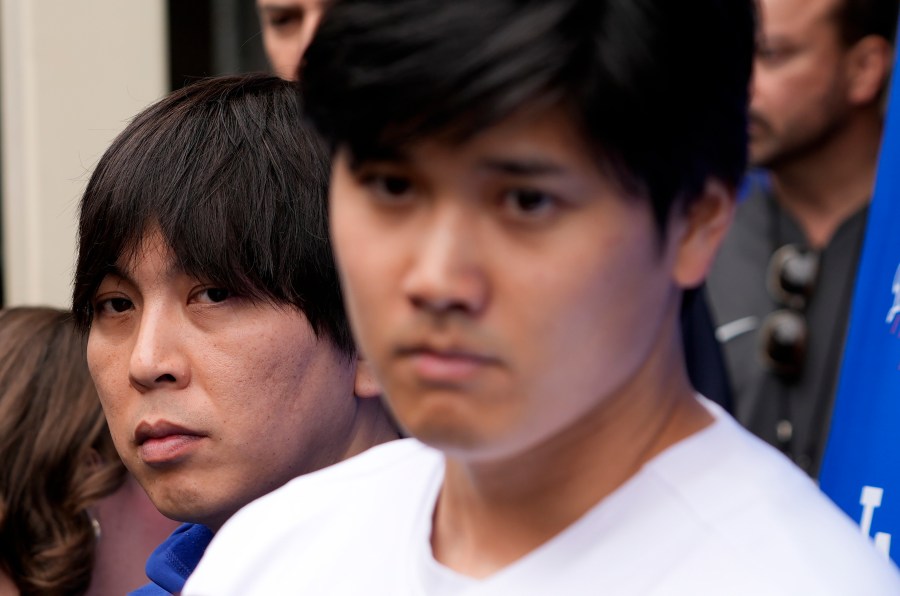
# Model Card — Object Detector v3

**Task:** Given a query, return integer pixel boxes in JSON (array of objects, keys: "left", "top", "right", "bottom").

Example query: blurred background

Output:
[{"left": 0, "top": 0, "right": 270, "bottom": 308}]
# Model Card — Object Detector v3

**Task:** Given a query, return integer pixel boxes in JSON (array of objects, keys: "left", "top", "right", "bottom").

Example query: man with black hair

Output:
[
  {"left": 187, "top": 2, "right": 900, "bottom": 593},
  {"left": 707, "top": 0, "right": 898, "bottom": 476},
  {"left": 73, "top": 74, "right": 399, "bottom": 595}
]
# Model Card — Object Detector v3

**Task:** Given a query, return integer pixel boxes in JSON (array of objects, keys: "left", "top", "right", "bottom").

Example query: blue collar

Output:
[{"left": 129, "top": 523, "right": 214, "bottom": 595}]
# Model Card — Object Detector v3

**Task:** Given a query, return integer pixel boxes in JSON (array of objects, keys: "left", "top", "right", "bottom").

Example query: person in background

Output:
[
  {"left": 0, "top": 307, "right": 177, "bottom": 596},
  {"left": 257, "top": 0, "right": 328, "bottom": 80},
  {"left": 185, "top": 1, "right": 900, "bottom": 594},
  {"left": 707, "top": 0, "right": 898, "bottom": 475},
  {"left": 72, "top": 74, "right": 399, "bottom": 595}
]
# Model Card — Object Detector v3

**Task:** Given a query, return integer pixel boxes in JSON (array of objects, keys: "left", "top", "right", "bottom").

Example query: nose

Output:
[
  {"left": 402, "top": 206, "right": 489, "bottom": 316},
  {"left": 128, "top": 307, "right": 190, "bottom": 392},
  {"left": 749, "top": 56, "right": 766, "bottom": 105}
]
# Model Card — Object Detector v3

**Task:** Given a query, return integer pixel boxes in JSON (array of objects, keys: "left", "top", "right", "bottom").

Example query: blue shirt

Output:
[{"left": 130, "top": 523, "right": 214, "bottom": 595}]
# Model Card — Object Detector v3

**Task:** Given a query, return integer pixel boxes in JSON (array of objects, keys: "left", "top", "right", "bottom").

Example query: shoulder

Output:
[
  {"left": 184, "top": 439, "right": 442, "bottom": 595},
  {"left": 216, "top": 438, "right": 438, "bottom": 529},
  {"left": 266, "top": 437, "right": 443, "bottom": 504},
  {"left": 645, "top": 405, "right": 900, "bottom": 594}
]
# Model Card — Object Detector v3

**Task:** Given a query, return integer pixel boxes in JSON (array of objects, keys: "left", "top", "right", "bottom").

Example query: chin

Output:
[
  {"left": 747, "top": 142, "right": 782, "bottom": 170},
  {"left": 412, "top": 419, "right": 526, "bottom": 464},
  {"left": 157, "top": 501, "right": 230, "bottom": 531},
  {"left": 144, "top": 482, "right": 226, "bottom": 528}
]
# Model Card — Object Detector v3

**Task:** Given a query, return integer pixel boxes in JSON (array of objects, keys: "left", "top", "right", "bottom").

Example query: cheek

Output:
[
  {"left": 262, "top": 31, "right": 281, "bottom": 57},
  {"left": 86, "top": 334, "right": 128, "bottom": 412},
  {"left": 224, "top": 338, "right": 356, "bottom": 474},
  {"left": 520, "top": 232, "right": 667, "bottom": 383},
  {"left": 784, "top": 62, "right": 837, "bottom": 102},
  {"left": 754, "top": 71, "right": 792, "bottom": 114},
  {"left": 214, "top": 318, "right": 341, "bottom": 419},
  {"left": 331, "top": 200, "right": 392, "bottom": 347},
  {"left": 85, "top": 357, "right": 133, "bottom": 462}
]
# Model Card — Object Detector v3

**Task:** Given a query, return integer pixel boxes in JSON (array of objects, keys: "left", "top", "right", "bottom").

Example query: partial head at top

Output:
[{"left": 257, "top": 0, "right": 329, "bottom": 80}]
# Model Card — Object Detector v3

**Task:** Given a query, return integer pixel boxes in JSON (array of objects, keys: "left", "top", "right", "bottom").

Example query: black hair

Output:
[
  {"left": 73, "top": 74, "right": 354, "bottom": 355},
  {"left": 834, "top": 0, "right": 899, "bottom": 46},
  {"left": 300, "top": 0, "right": 756, "bottom": 233}
]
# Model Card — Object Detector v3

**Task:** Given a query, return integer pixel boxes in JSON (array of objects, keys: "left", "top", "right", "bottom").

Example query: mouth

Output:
[
  {"left": 396, "top": 344, "right": 501, "bottom": 385},
  {"left": 134, "top": 420, "right": 206, "bottom": 467}
]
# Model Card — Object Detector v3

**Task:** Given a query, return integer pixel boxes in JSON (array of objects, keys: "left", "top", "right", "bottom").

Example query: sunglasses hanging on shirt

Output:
[{"left": 759, "top": 244, "right": 820, "bottom": 383}]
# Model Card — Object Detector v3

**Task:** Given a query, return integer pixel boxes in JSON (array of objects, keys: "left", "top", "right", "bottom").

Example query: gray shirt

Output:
[{"left": 706, "top": 177, "right": 867, "bottom": 475}]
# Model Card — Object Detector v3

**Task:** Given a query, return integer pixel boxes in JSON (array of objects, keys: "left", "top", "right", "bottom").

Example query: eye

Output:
[
  {"left": 501, "top": 188, "right": 558, "bottom": 218},
  {"left": 264, "top": 9, "right": 303, "bottom": 30},
  {"left": 194, "top": 287, "right": 231, "bottom": 304},
  {"left": 361, "top": 172, "right": 415, "bottom": 204},
  {"left": 756, "top": 45, "right": 792, "bottom": 66},
  {"left": 95, "top": 297, "right": 133, "bottom": 316},
  {"left": 381, "top": 176, "right": 412, "bottom": 195}
]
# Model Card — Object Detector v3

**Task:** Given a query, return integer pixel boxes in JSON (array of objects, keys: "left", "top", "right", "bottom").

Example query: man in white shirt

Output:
[{"left": 185, "top": 1, "right": 900, "bottom": 593}]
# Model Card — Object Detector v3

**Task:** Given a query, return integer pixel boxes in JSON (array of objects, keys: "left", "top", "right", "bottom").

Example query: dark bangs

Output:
[
  {"left": 301, "top": 0, "right": 755, "bottom": 232},
  {"left": 302, "top": 0, "right": 580, "bottom": 157},
  {"left": 73, "top": 74, "right": 353, "bottom": 354}
]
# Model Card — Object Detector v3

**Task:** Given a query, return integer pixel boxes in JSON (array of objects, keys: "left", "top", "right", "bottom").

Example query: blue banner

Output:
[{"left": 819, "top": 45, "right": 900, "bottom": 566}]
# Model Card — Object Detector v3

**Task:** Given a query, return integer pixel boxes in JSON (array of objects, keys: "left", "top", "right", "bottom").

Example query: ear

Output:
[
  {"left": 353, "top": 354, "right": 382, "bottom": 399},
  {"left": 846, "top": 35, "right": 893, "bottom": 106},
  {"left": 84, "top": 447, "right": 104, "bottom": 469},
  {"left": 671, "top": 179, "right": 735, "bottom": 289}
]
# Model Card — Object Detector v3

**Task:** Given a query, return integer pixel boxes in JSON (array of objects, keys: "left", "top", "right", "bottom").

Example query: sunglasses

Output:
[{"left": 759, "top": 244, "right": 820, "bottom": 383}]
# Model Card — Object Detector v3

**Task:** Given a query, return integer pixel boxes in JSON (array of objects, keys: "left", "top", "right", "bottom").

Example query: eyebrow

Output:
[
  {"left": 92, "top": 266, "right": 135, "bottom": 298},
  {"left": 348, "top": 150, "right": 571, "bottom": 178},
  {"left": 476, "top": 157, "right": 569, "bottom": 177}
]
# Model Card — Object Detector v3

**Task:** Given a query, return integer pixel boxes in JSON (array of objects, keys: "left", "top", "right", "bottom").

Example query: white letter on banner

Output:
[
  {"left": 860, "top": 486, "right": 892, "bottom": 558},
  {"left": 886, "top": 264, "right": 900, "bottom": 324}
]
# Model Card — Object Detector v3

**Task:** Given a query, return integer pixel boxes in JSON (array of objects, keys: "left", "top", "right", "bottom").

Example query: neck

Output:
[
  {"left": 341, "top": 395, "right": 403, "bottom": 461},
  {"left": 768, "top": 112, "right": 881, "bottom": 248},
  {"left": 431, "top": 312, "right": 712, "bottom": 578}
]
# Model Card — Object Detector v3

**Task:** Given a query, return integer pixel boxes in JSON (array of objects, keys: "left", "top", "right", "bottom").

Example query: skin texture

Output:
[
  {"left": 87, "top": 228, "right": 381, "bottom": 531},
  {"left": 330, "top": 106, "right": 734, "bottom": 576},
  {"left": 257, "top": 0, "right": 328, "bottom": 80}
]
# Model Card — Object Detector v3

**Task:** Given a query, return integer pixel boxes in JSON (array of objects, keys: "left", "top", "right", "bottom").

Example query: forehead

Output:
[
  {"left": 369, "top": 105, "right": 601, "bottom": 175},
  {"left": 113, "top": 227, "right": 179, "bottom": 281},
  {"left": 759, "top": 0, "right": 840, "bottom": 41}
]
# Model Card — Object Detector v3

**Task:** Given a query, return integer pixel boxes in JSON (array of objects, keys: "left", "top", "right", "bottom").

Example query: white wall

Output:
[{"left": 1, "top": 0, "right": 168, "bottom": 307}]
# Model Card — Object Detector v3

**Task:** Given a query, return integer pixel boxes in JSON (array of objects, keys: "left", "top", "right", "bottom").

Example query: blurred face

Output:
[
  {"left": 257, "top": 0, "right": 327, "bottom": 80},
  {"left": 87, "top": 228, "right": 359, "bottom": 530},
  {"left": 749, "top": 0, "right": 852, "bottom": 168},
  {"left": 330, "top": 107, "right": 688, "bottom": 464}
]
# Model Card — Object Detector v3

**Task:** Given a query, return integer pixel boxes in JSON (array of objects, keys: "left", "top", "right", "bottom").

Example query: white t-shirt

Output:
[{"left": 185, "top": 400, "right": 900, "bottom": 595}]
